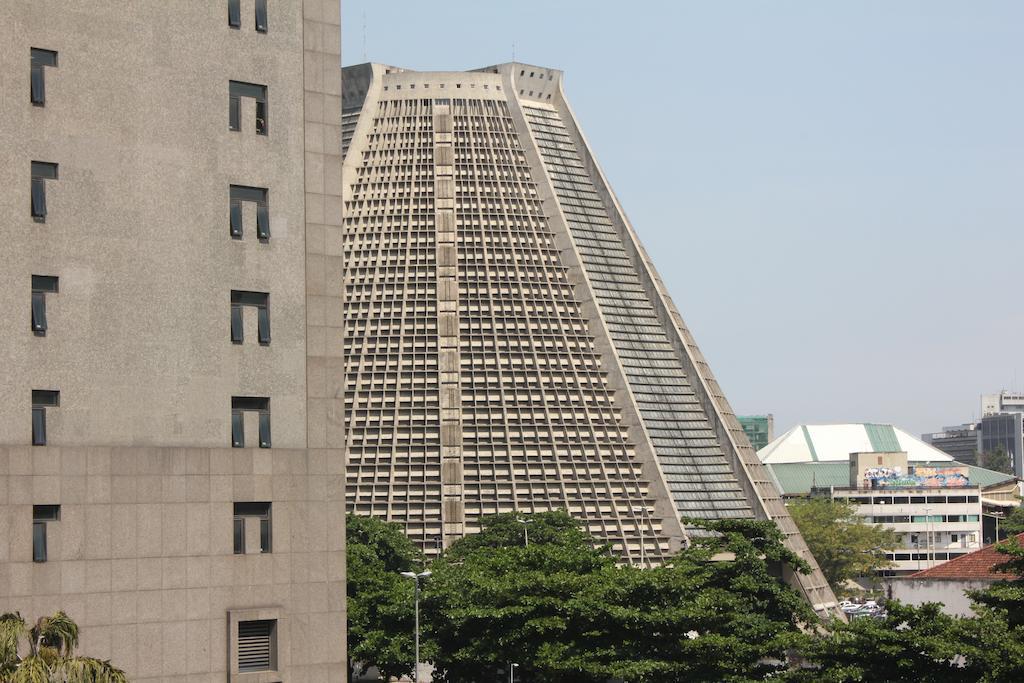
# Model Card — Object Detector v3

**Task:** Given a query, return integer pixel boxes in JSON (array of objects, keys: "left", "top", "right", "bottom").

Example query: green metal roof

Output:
[
  {"left": 865, "top": 423, "right": 901, "bottom": 452},
  {"left": 768, "top": 461, "right": 1015, "bottom": 496}
]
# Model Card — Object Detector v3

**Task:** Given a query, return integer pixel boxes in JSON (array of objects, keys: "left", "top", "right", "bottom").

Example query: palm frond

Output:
[
  {"left": 32, "top": 612, "right": 78, "bottom": 658},
  {"left": 59, "top": 657, "right": 127, "bottom": 683},
  {"left": 8, "top": 655, "right": 48, "bottom": 683},
  {"left": 0, "top": 613, "right": 27, "bottom": 668}
]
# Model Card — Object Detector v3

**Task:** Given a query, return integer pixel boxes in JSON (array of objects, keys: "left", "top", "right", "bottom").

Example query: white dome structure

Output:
[{"left": 758, "top": 423, "right": 955, "bottom": 464}]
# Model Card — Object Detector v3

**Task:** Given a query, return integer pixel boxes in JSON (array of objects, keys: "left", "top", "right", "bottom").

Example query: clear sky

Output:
[{"left": 340, "top": 1, "right": 1024, "bottom": 437}]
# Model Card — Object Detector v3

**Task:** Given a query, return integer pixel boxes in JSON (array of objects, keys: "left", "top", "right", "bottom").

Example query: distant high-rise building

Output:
[
  {"left": 978, "top": 391, "right": 1024, "bottom": 477},
  {"left": 981, "top": 390, "right": 1024, "bottom": 417},
  {"left": 339, "top": 62, "right": 837, "bottom": 613},
  {"left": 923, "top": 423, "right": 979, "bottom": 466},
  {"left": 739, "top": 414, "right": 775, "bottom": 452},
  {"left": 978, "top": 413, "right": 1023, "bottom": 478},
  {"left": 1, "top": 3, "right": 345, "bottom": 680}
]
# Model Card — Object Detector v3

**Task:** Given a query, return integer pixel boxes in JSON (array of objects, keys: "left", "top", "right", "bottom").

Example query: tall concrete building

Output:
[
  {"left": 923, "top": 423, "right": 979, "bottom": 466},
  {"left": 739, "top": 414, "right": 775, "bottom": 452},
  {"left": 340, "top": 63, "right": 837, "bottom": 613},
  {"left": 979, "top": 391, "right": 1024, "bottom": 477},
  {"left": 0, "top": 2, "right": 345, "bottom": 680}
]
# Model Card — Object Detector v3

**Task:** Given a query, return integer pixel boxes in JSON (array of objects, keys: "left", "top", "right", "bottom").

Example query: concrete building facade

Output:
[
  {"left": 339, "top": 63, "right": 837, "bottom": 614},
  {"left": 739, "top": 415, "right": 775, "bottom": 453},
  {"left": 979, "top": 412, "right": 1024, "bottom": 478},
  {"left": 0, "top": 2, "right": 345, "bottom": 680},
  {"left": 832, "top": 484, "right": 983, "bottom": 574},
  {"left": 922, "top": 423, "right": 979, "bottom": 466}
]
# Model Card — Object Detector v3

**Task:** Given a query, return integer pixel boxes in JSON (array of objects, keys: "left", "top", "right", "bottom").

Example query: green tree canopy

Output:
[
  {"left": 788, "top": 601, "right": 973, "bottom": 683},
  {"left": 422, "top": 511, "right": 613, "bottom": 683},
  {"left": 1000, "top": 505, "right": 1024, "bottom": 538},
  {"left": 980, "top": 445, "right": 1013, "bottom": 475},
  {"left": 422, "top": 512, "right": 814, "bottom": 683},
  {"left": 788, "top": 496, "right": 899, "bottom": 589},
  {"left": 0, "top": 611, "right": 125, "bottom": 682},
  {"left": 967, "top": 536, "right": 1024, "bottom": 628},
  {"left": 346, "top": 513, "right": 423, "bottom": 680},
  {"left": 792, "top": 538, "right": 1024, "bottom": 682}
]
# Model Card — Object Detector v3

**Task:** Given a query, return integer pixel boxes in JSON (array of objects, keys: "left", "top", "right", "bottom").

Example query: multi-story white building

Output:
[
  {"left": 832, "top": 484, "right": 982, "bottom": 574},
  {"left": 760, "top": 424, "right": 1012, "bottom": 575}
]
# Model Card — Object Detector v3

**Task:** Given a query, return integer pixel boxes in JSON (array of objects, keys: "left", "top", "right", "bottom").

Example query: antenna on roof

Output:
[{"left": 512, "top": 42, "right": 516, "bottom": 63}]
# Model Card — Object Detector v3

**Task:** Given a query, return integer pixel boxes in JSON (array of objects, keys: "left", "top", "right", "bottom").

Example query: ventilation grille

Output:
[{"left": 238, "top": 620, "right": 274, "bottom": 672}]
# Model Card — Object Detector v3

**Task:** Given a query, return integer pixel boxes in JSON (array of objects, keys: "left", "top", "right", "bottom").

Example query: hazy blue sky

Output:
[{"left": 340, "top": 1, "right": 1023, "bottom": 437}]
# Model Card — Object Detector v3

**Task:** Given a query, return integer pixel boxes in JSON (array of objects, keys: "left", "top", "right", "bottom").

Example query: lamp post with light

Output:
[
  {"left": 516, "top": 517, "right": 533, "bottom": 547},
  {"left": 400, "top": 570, "right": 431, "bottom": 682}
]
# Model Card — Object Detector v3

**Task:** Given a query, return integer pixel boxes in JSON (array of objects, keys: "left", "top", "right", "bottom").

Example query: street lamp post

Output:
[
  {"left": 400, "top": 570, "right": 431, "bottom": 683},
  {"left": 510, "top": 662, "right": 519, "bottom": 683},
  {"left": 517, "top": 517, "right": 533, "bottom": 547}
]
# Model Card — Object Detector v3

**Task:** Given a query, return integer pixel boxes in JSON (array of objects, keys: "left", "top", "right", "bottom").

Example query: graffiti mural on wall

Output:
[{"left": 861, "top": 466, "right": 970, "bottom": 489}]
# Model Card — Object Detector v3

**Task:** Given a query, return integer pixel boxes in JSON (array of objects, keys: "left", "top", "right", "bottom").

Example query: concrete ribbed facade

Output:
[
  {"left": 341, "top": 62, "right": 838, "bottom": 613},
  {"left": 0, "top": 2, "right": 346, "bottom": 680}
]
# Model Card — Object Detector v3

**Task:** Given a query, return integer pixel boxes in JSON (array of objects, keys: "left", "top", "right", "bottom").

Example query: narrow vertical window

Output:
[
  {"left": 255, "top": 0, "right": 268, "bottom": 32},
  {"left": 231, "top": 301, "right": 244, "bottom": 343},
  {"left": 258, "top": 411, "right": 271, "bottom": 449},
  {"left": 230, "top": 199, "right": 243, "bottom": 237},
  {"left": 228, "top": 0, "right": 241, "bottom": 28},
  {"left": 31, "top": 161, "right": 58, "bottom": 222},
  {"left": 30, "top": 48, "right": 58, "bottom": 106},
  {"left": 233, "top": 517, "right": 245, "bottom": 553},
  {"left": 256, "top": 200, "right": 270, "bottom": 239},
  {"left": 228, "top": 185, "right": 269, "bottom": 241},
  {"left": 31, "top": 275, "right": 58, "bottom": 336},
  {"left": 233, "top": 503, "right": 272, "bottom": 554},
  {"left": 232, "top": 411, "right": 245, "bottom": 447},
  {"left": 257, "top": 304, "right": 271, "bottom": 344},
  {"left": 232, "top": 397, "right": 270, "bottom": 448},
  {"left": 230, "top": 291, "right": 270, "bottom": 345},
  {"left": 33, "top": 521, "right": 48, "bottom": 562},
  {"left": 32, "top": 506, "right": 60, "bottom": 562},
  {"left": 228, "top": 81, "right": 268, "bottom": 135},
  {"left": 32, "top": 390, "right": 59, "bottom": 446}
]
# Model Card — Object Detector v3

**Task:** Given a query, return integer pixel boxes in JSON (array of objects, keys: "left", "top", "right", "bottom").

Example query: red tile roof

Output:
[{"left": 909, "top": 533, "right": 1024, "bottom": 580}]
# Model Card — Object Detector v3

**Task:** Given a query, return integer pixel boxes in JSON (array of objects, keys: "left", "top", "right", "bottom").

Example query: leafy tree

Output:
[
  {"left": 788, "top": 497, "right": 899, "bottom": 589},
  {"left": 0, "top": 610, "right": 126, "bottom": 682},
  {"left": 423, "top": 512, "right": 814, "bottom": 683},
  {"left": 957, "top": 608, "right": 1024, "bottom": 682},
  {"left": 557, "top": 518, "right": 815, "bottom": 683},
  {"left": 422, "top": 511, "right": 613, "bottom": 683},
  {"left": 1000, "top": 505, "right": 1024, "bottom": 538},
  {"left": 346, "top": 513, "right": 423, "bottom": 681},
  {"left": 791, "top": 540, "right": 1024, "bottom": 682},
  {"left": 980, "top": 445, "right": 1013, "bottom": 475},
  {"left": 967, "top": 536, "right": 1024, "bottom": 627},
  {"left": 788, "top": 602, "right": 972, "bottom": 683}
]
